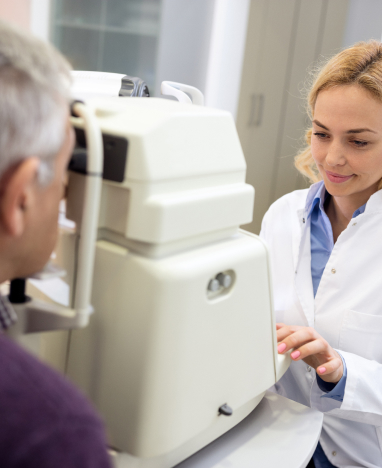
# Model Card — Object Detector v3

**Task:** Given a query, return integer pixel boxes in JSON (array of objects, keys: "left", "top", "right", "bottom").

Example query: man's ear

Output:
[{"left": 0, "top": 157, "right": 40, "bottom": 237}]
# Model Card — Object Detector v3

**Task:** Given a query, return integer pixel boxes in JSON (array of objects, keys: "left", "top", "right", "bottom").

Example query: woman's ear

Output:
[{"left": 0, "top": 157, "right": 40, "bottom": 237}]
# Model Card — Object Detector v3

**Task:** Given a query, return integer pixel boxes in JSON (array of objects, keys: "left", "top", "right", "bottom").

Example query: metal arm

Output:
[{"left": 8, "top": 102, "right": 103, "bottom": 333}]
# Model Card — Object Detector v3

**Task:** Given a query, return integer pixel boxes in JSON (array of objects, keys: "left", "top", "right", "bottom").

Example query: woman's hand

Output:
[{"left": 276, "top": 323, "right": 343, "bottom": 384}]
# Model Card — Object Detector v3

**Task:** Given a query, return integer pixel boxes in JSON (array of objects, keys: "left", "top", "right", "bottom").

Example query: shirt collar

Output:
[
  {"left": 305, "top": 181, "right": 326, "bottom": 219},
  {"left": 353, "top": 203, "right": 366, "bottom": 218},
  {"left": 0, "top": 294, "right": 17, "bottom": 330}
]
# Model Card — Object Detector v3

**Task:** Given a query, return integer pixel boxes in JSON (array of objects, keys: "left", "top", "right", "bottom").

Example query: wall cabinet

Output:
[{"left": 236, "top": 0, "right": 349, "bottom": 234}]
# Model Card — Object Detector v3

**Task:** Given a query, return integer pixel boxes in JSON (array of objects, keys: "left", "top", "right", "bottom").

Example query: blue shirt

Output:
[
  {"left": 308, "top": 182, "right": 366, "bottom": 468},
  {"left": 309, "top": 182, "right": 366, "bottom": 298}
]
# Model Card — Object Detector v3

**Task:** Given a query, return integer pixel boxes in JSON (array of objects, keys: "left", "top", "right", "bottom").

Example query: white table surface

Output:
[{"left": 175, "top": 392, "right": 323, "bottom": 468}]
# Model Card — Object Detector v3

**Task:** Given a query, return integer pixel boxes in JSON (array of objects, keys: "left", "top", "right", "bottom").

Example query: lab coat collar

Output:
[
  {"left": 293, "top": 183, "right": 318, "bottom": 268},
  {"left": 294, "top": 186, "right": 316, "bottom": 327},
  {"left": 294, "top": 210, "right": 315, "bottom": 327},
  {"left": 364, "top": 188, "right": 382, "bottom": 213}
]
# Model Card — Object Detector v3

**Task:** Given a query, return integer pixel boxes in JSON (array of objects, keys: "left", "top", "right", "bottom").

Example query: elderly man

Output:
[{"left": 0, "top": 21, "right": 112, "bottom": 467}]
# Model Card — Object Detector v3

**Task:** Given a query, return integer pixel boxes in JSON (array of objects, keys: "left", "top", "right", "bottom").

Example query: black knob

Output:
[
  {"left": 9, "top": 278, "right": 29, "bottom": 304},
  {"left": 218, "top": 404, "right": 233, "bottom": 416}
]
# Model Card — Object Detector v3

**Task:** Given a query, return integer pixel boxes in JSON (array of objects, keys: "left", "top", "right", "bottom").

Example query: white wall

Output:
[
  {"left": 0, "top": 0, "right": 51, "bottom": 40},
  {"left": 0, "top": 0, "right": 30, "bottom": 30},
  {"left": 154, "top": 0, "right": 216, "bottom": 97},
  {"left": 343, "top": 0, "right": 382, "bottom": 47},
  {"left": 155, "top": 0, "right": 250, "bottom": 118},
  {"left": 203, "top": 0, "right": 251, "bottom": 119},
  {"left": 30, "top": 0, "right": 51, "bottom": 41}
]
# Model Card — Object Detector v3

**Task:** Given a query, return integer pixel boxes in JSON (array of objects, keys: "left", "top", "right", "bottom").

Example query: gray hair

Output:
[{"left": 0, "top": 20, "right": 72, "bottom": 185}]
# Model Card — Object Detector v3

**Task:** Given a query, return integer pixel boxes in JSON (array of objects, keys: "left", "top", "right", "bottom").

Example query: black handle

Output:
[{"left": 9, "top": 278, "right": 29, "bottom": 304}]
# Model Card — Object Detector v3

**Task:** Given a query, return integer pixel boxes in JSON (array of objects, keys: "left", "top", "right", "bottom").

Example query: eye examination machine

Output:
[{"left": 7, "top": 74, "right": 322, "bottom": 468}]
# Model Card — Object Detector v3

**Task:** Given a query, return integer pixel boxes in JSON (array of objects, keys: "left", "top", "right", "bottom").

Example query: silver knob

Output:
[
  {"left": 217, "top": 273, "right": 232, "bottom": 288},
  {"left": 208, "top": 279, "right": 220, "bottom": 292}
]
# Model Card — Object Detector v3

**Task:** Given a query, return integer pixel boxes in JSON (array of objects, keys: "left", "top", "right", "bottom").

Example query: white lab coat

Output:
[{"left": 260, "top": 182, "right": 382, "bottom": 468}]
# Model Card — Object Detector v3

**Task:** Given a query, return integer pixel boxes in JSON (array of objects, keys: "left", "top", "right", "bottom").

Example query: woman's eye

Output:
[
  {"left": 313, "top": 132, "right": 328, "bottom": 139},
  {"left": 351, "top": 139, "right": 368, "bottom": 148}
]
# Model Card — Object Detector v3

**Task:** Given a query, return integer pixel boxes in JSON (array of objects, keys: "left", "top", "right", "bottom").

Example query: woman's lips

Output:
[{"left": 325, "top": 170, "right": 354, "bottom": 184}]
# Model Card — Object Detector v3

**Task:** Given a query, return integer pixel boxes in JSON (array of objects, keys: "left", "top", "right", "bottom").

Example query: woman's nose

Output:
[{"left": 325, "top": 142, "right": 346, "bottom": 166}]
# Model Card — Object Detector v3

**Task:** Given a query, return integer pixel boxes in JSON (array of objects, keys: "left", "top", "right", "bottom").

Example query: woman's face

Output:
[{"left": 311, "top": 84, "right": 382, "bottom": 204}]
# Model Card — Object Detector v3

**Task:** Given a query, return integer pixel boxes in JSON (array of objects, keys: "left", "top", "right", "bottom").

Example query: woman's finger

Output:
[
  {"left": 276, "top": 325, "right": 312, "bottom": 345},
  {"left": 315, "top": 356, "right": 343, "bottom": 383},
  {"left": 276, "top": 325, "right": 304, "bottom": 342},
  {"left": 275, "top": 325, "right": 344, "bottom": 383},
  {"left": 289, "top": 338, "right": 328, "bottom": 362}
]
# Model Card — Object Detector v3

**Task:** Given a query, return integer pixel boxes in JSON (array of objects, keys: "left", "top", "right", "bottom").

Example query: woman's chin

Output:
[{"left": 323, "top": 175, "right": 358, "bottom": 196}]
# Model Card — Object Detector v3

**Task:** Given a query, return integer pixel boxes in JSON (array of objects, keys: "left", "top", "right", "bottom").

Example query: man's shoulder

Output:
[
  {"left": 0, "top": 334, "right": 96, "bottom": 419},
  {"left": 0, "top": 334, "right": 111, "bottom": 467}
]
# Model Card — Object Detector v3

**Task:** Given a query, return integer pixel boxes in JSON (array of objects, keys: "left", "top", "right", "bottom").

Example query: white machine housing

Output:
[{"left": 28, "top": 97, "right": 289, "bottom": 466}]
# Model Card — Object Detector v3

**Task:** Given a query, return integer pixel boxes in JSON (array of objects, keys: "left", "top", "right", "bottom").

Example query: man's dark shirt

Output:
[{"left": 0, "top": 296, "right": 112, "bottom": 467}]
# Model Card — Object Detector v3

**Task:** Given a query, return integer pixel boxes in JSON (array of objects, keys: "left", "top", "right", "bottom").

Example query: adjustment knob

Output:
[
  {"left": 218, "top": 404, "right": 233, "bottom": 416},
  {"left": 217, "top": 273, "right": 232, "bottom": 288},
  {"left": 208, "top": 279, "right": 220, "bottom": 292}
]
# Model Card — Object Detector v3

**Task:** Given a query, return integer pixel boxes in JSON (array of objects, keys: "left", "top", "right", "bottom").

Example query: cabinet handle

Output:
[
  {"left": 256, "top": 93, "right": 264, "bottom": 126},
  {"left": 248, "top": 93, "right": 264, "bottom": 127},
  {"left": 248, "top": 94, "right": 257, "bottom": 126}
]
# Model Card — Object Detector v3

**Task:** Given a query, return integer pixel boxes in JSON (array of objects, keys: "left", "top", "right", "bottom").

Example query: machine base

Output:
[
  {"left": 112, "top": 392, "right": 323, "bottom": 468},
  {"left": 110, "top": 393, "right": 265, "bottom": 468}
]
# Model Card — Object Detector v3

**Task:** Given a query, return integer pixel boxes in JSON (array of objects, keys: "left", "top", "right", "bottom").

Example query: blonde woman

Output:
[{"left": 260, "top": 41, "right": 382, "bottom": 468}]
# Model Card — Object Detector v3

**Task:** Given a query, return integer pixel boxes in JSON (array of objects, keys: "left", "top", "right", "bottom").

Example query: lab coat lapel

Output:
[{"left": 293, "top": 207, "right": 315, "bottom": 327}]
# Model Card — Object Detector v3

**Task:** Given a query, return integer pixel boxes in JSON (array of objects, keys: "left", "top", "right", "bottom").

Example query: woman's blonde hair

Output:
[{"left": 295, "top": 40, "right": 382, "bottom": 187}]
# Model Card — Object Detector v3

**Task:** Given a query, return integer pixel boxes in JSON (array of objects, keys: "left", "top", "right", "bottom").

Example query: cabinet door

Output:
[
  {"left": 235, "top": 0, "right": 268, "bottom": 155},
  {"left": 237, "top": 0, "right": 349, "bottom": 234},
  {"left": 272, "top": 0, "right": 329, "bottom": 202},
  {"left": 295, "top": 0, "right": 349, "bottom": 191},
  {"left": 236, "top": 0, "right": 300, "bottom": 234}
]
